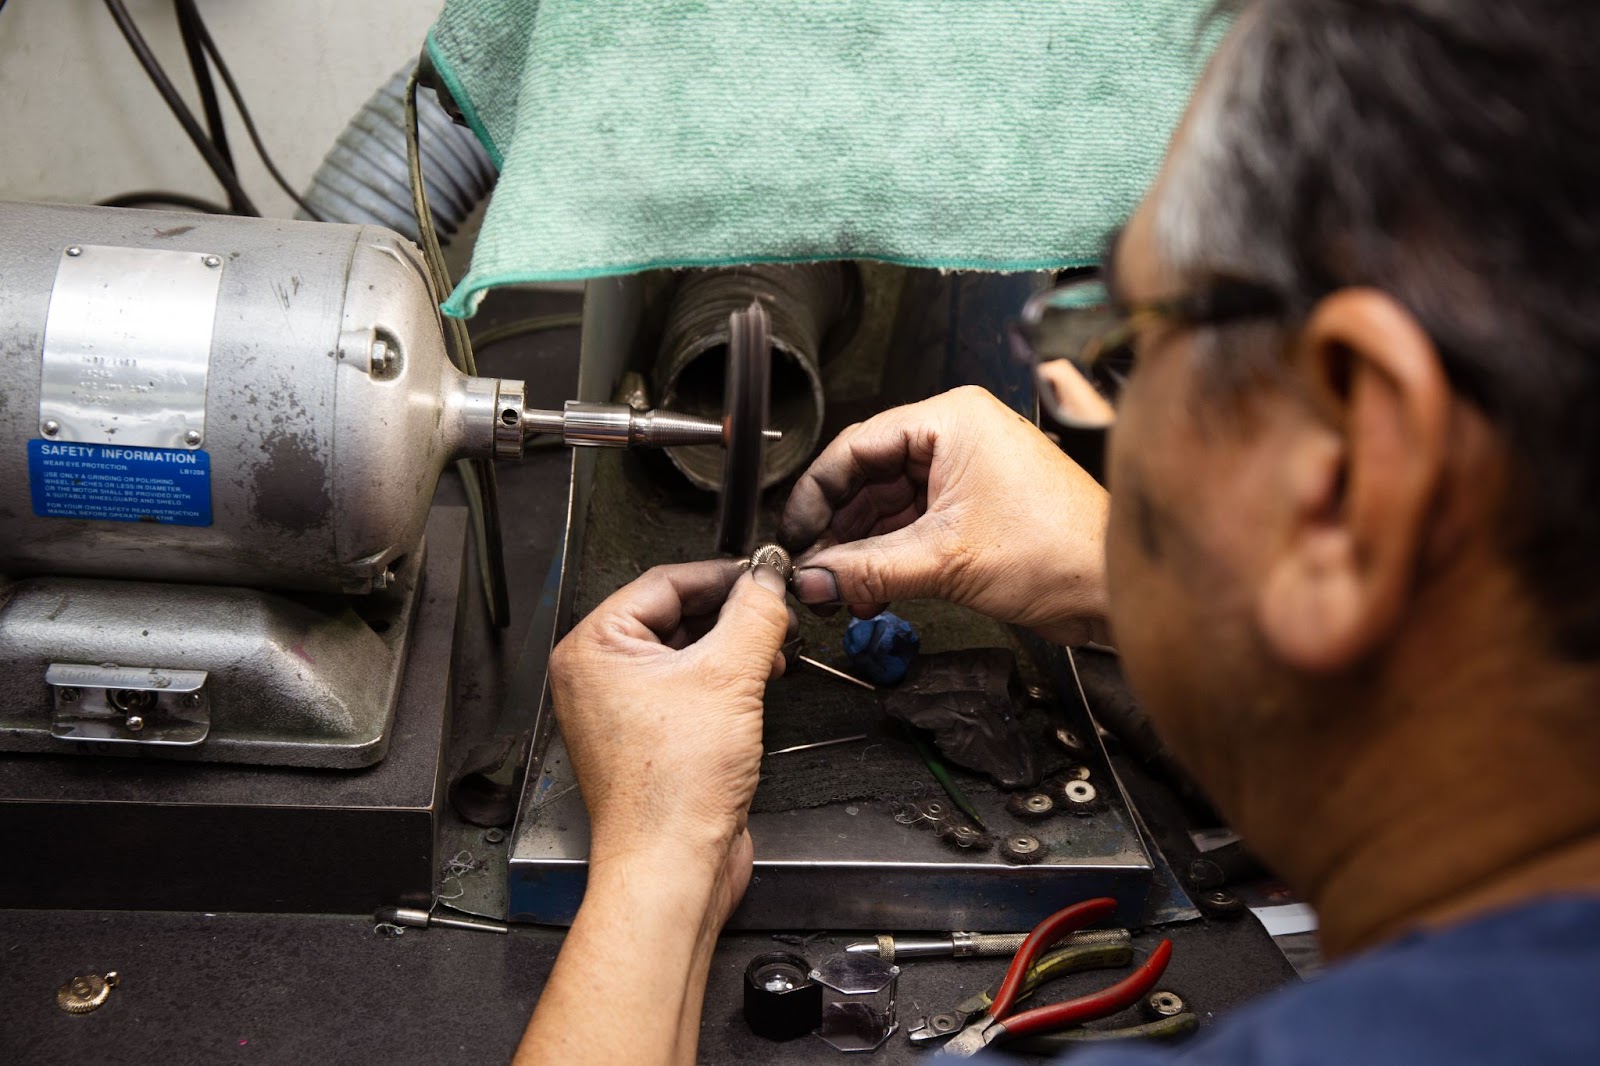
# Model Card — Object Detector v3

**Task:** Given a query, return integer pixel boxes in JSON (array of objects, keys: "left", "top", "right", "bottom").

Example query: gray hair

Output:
[{"left": 1149, "top": 0, "right": 1600, "bottom": 658}]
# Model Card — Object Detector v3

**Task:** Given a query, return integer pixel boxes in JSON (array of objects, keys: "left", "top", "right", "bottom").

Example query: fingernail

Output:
[
  {"left": 751, "top": 563, "right": 787, "bottom": 596},
  {"left": 792, "top": 567, "right": 840, "bottom": 604}
]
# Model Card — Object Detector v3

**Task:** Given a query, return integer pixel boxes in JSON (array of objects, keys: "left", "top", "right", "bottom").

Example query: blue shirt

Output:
[{"left": 1054, "top": 897, "right": 1600, "bottom": 1066}]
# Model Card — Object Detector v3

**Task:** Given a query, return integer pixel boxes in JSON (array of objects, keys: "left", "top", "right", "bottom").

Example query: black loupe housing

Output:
[{"left": 743, "top": 951, "right": 822, "bottom": 1040}]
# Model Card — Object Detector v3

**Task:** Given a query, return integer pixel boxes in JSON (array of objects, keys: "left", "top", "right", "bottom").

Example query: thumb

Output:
[
  {"left": 701, "top": 564, "right": 792, "bottom": 666},
  {"left": 790, "top": 523, "right": 945, "bottom": 607}
]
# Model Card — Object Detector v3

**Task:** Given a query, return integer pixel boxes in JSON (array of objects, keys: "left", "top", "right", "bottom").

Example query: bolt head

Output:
[
  {"left": 58, "top": 687, "right": 80, "bottom": 704},
  {"left": 42, "top": 420, "right": 60, "bottom": 436},
  {"left": 184, "top": 430, "right": 202, "bottom": 447},
  {"left": 65, "top": 246, "right": 82, "bottom": 257},
  {"left": 183, "top": 692, "right": 204, "bottom": 708},
  {"left": 125, "top": 715, "right": 145, "bottom": 731},
  {"left": 202, "top": 254, "right": 221, "bottom": 268}
]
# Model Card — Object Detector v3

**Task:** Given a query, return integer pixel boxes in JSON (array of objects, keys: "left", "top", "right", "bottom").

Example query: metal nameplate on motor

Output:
[
  {"left": 33, "top": 244, "right": 221, "bottom": 525},
  {"left": 38, "top": 243, "right": 220, "bottom": 449},
  {"left": 45, "top": 663, "right": 210, "bottom": 747}
]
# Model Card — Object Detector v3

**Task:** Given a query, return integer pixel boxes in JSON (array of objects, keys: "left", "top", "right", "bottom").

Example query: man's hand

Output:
[
  {"left": 518, "top": 559, "right": 793, "bottom": 1066},
  {"left": 780, "top": 386, "right": 1112, "bottom": 646},
  {"left": 548, "top": 557, "right": 792, "bottom": 917}
]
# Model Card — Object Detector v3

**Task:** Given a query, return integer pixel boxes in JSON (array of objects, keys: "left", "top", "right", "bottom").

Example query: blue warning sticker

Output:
[{"left": 28, "top": 440, "right": 212, "bottom": 526}]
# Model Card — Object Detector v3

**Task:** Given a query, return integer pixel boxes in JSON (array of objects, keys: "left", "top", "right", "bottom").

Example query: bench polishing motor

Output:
[{"left": 0, "top": 201, "right": 773, "bottom": 768}]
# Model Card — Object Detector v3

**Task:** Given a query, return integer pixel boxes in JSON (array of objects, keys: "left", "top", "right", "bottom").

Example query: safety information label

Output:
[{"left": 28, "top": 440, "right": 212, "bottom": 526}]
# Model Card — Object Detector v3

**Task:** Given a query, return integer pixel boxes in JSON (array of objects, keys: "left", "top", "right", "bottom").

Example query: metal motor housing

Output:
[{"left": 0, "top": 201, "right": 505, "bottom": 594}]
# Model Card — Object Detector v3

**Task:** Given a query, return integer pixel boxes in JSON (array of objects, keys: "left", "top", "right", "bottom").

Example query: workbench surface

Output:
[{"left": 0, "top": 908, "right": 1295, "bottom": 1064}]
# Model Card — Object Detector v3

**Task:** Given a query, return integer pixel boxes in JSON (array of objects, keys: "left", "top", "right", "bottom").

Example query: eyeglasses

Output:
[{"left": 1008, "top": 276, "right": 1285, "bottom": 429}]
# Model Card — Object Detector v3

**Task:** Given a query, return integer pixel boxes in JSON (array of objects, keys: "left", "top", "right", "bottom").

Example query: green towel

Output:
[{"left": 427, "top": 0, "right": 1219, "bottom": 318}]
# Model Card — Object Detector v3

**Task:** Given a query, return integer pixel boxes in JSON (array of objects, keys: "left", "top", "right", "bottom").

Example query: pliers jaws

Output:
[{"left": 936, "top": 898, "right": 1174, "bottom": 1058}]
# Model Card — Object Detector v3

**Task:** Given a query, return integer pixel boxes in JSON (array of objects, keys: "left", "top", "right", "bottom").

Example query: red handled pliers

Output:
[{"left": 939, "top": 898, "right": 1174, "bottom": 1057}]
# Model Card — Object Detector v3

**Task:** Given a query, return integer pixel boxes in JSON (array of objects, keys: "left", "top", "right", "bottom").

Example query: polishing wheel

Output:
[{"left": 715, "top": 300, "right": 773, "bottom": 556}]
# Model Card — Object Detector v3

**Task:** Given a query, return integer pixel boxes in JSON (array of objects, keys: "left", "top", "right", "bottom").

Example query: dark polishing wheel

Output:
[{"left": 715, "top": 299, "right": 772, "bottom": 556}]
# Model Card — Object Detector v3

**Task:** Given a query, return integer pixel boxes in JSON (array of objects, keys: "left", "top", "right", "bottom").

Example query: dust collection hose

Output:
[
  {"left": 296, "top": 66, "right": 495, "bottom": 243},
  {"left": 655, "top": 263, "right": 846, "bottom": 491}
]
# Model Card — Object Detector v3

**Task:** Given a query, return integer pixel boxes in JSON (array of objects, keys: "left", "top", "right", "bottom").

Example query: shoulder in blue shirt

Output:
[{"left": 1031, "top": 896, "right": 1600, "bottom": 1066}]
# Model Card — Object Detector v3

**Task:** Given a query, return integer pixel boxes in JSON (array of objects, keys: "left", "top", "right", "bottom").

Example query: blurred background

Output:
[{"left": 0, "top": 0, "right": 438, "bottom": 217}]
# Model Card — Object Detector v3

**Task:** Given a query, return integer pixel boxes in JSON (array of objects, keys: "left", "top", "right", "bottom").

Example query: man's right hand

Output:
[{"left": 779, "top": 386, "right": 1112, "bottom": 646}]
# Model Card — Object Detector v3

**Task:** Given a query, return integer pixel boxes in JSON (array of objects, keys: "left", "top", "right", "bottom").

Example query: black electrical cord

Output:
[
  {"left": 100, "top": 0, "right": 260, "bottom": 215},
  {"left": 175, "top": 4, "right": 233, "bottom": 167},
  {"left": 470, "top": 313, "right": 584, "bottom": 352},
  {"left": 174, "top": 0, "right": 325, "bottom": 220},
  {"left": 174, "top": 0, "right": 239, "bottom": 211},
  {"left": 96, "top": 190, "right": 230, "bottom": 214},
  {"left": 405, "top": 73, "right": 476, "bottom": 377}
]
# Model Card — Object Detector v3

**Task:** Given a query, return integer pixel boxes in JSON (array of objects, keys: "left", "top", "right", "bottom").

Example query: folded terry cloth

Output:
[{"left": 427, "top": 0, "right": 1221, "bottom": 317}]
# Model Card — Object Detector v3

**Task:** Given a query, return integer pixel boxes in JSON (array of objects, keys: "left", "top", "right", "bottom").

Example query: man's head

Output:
[{"left": 1104, "top": 0, "right": 1600, "bottom": 940}]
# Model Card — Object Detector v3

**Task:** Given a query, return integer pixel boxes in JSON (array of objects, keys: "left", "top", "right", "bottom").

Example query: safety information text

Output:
[{"left": 28, "top": 439, "right": 213, "bottom": 526}]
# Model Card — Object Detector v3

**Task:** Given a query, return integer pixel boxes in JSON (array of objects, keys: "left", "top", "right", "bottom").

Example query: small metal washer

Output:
[
  {"left": 942, "top": 824, "right": 988, "bottom": 850},
  {"left": 949, "top": 826, "right": 981, "bottom": 846},
  {"left": 1006, "top": 792, "right": 1056, "bottom": 819},
  {"left": 1000, "top": 834, "right": 1046, "bottom": 864},
  {"left": 1197, "top": 888, "right": 1247, "bottom": 922},
  {"left": 1064, "top": 779, "right": 1098, "bottom": 804},
  {"left": 1144, "top": 990, "right": 1187, "bottom": 1019}
]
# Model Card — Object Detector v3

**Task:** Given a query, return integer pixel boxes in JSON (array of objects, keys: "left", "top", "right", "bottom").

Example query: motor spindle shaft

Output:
[{"left": 522, "top": 400, "right": 780, "bottom": 450}]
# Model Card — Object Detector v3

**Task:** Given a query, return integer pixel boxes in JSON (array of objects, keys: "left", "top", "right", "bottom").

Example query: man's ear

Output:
[{"left": 1257, "top": 288, "right": 1451, "bottom": 673}]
